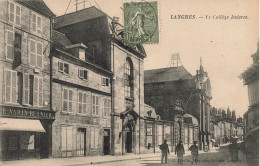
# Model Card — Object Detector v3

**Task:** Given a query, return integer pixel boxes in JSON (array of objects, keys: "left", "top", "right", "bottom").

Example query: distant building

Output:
[
  {"left": 0, "top": 0, "right": 55, "bottom": 160},
  {"left": 241, "top": 42, "right": 259, "bottom": 166},
  {"left": 144, "top": 58, "right": 211, "bottom": 150}
]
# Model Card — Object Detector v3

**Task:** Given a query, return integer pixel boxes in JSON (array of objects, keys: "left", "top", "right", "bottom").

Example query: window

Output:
[
  {"left": 32, "top": 76, "right": 43, "bottom": 106},
  {"left": 29, "top": 39, "right": 43, "bottom": 68},
  {"left": 31, "top": 13, "right": 42, "bottom": 34},
  {"left": 78, "top": 92, "right": 87, "bottom": 114},
  {"left": 90, "top": 127, "right": 99, "bottom": 149},
  {"left": 9, "top": 2, "right": 21, "bottom": 25},
  {"left": 124, "top": 58, "right": 133, "bottom": 98},
  {"left": 5, "top": 30, "right": 14, "bottom": 60},
  {"left": 61, "top": 126, "right": 73, "bottom": 151},
  {"left": 58, "top": 62, "right": 69, "bottom": 74},
  {"left": 62, "top": 88, "right": 73, "bottom": 113},
  {"left": 92, "top": 95, "right": 99, "bottom": 115},
  {"left": 78, "top": 69, "right": 88, "bottom": 80},
  {"left": 5, "top": 70, "right": 17, "bottom": 103},
  {"left": 101, "top": 77, "right": 109, "bottom": 86},
  {"left": 103, "top": 98, "right": 111, "bottom": 117},
  {"left": 13, "top": 33, "right": 22, "bottom": 67}
]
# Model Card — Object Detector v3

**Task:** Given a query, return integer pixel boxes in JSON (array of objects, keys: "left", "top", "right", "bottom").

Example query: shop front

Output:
[{"left": 0, "top": 106, "right": 55, "bottom": 161}]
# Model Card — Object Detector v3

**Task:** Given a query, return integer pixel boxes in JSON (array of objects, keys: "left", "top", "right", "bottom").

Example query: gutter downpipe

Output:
[{"left": 139, "top": 58, "right": 141, "bottom": 154}]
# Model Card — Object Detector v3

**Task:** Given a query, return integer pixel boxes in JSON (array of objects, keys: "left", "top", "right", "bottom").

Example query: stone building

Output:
[
  {"left": 240, "top": 42, "right": 259, "bottom": 166},
  {"left": 50, "top": 30, "right": 113, "bottom": 157},
  {"left": 53, "top": 6, "right": 147, "bottom": 155},
  {"left": 0, "top": 0, "right": 55, "bottom": 160},
  {"left": 144, "top": 58, "right": 209, "bottom": 150}
]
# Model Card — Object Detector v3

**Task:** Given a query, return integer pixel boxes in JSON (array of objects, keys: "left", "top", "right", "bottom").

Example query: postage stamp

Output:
[{"left": 123, "top": 1, "right": 159, "bottom": 44}]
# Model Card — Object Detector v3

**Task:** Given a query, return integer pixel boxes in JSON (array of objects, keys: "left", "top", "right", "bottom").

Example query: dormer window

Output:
[{"left": 66, "top": 43, "right": 87, "bottom": 60}]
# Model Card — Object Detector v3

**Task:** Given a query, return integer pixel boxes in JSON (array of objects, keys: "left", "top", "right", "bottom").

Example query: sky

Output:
[{"left": 44, "top": 0, "right": 259, "bottom": 117}]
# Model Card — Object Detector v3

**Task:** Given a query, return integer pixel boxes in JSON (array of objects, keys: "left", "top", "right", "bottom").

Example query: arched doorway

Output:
[{"left": 125, "top": 123, "right": 133, "bottom": 153}]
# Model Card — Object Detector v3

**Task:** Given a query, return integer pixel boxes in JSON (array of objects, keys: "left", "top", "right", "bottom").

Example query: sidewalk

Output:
[{"left": 1, "top": 153, "right": 161, "bottom": 166}]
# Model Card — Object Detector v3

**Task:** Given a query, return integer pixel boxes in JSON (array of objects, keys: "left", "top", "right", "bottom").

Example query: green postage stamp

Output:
[{"left": 123, "top": 1, "right": 159, "bottom": 44}]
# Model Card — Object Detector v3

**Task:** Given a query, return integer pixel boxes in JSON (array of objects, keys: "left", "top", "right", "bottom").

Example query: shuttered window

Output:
[
  {"left": 78, "top": 92, "right": 87, "bottom": 114},
  {"left": 92, "top": 95, "right": 99, "bottom": 115},
  {"left": 78, "top": 69, "right": 88, "bottom": 80},
  {"left": 5, "top": 70, "right": 17, "bottom": 103},
  {"left": 30, "top": 39, "right": 43, "bottom": 68},
  {"left": 5, "top": 30, "right": 14, "bottom": 60},
  {"left": 31, "top": 13, "right": 42, "bottom": 34},
  {"left": 58, "top": 62, "right": 69, "bottom": 74},
  {"left": 103, "top": 98, "right": 110, "bottom": 117},
  {"left": 63, "top": 88, "right": 73, "bottom": 113},
  {"left": 90, "top": 127, "right": 99, "bottom": 149},
  {"left": 32, "top": 76, "right": 43, "bottom": 106},
  {"left": 9, "top": 2, "right": 21, "bottom": 25}
]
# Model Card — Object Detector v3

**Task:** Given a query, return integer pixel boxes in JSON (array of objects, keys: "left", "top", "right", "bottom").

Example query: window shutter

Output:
[
  {"left": 23, "top": 73, "right": 29, "bottom": 105},
  {"left": 78, "top": 92, "right": 82, "bottom": 114},
  {"left": 106, "top": 78, "right": 109, "bottom": 86},
  {"left": 69, "top": 90, "right": 73, "bottom": 113},
  {"left": 30, "top": 39, "right": 36, "bottom": 66},
  {"left": 6, "top": 30, "right": 14, "bottom": 60},
  {"left": 83, "top": 93, "right": 87, "bottom": 114},
  {"left": 36, "top": 42, "right": 43, "bottom": 68},
  {"left": 9, "top": 2, "right": 15, "bottom": 23},
  {"left": 11, "top": 71, "right": 17, "bottom": 103},
  {"left": 5, "top": 70, "right": 11, "bottom": 103},
  {"left": 58, "top": 62, "right": 63, "bottom": 72},
  {"left": 103, "top": 99, "right": 106, "bottom": 116},
  {"left": 15, "top": 5, "right": 21, "bottom": 25},
  {"left": 96, "top": 96, "right": 99, "bottom": 115},
  {"left": 78, "top": 69, "right": 83, "bottom": 78},
  {"left": 31, "top": 13, "right": 36, "bottom": 32},
  {"left": 37, "top": 16, "right": 42, "bottom": 34},
  {"left": 92, "top": 96, "right": 95, "bottom": 114},
  {"left": 33, "top": 77, "right": 38, "bottom": 106},
  {"left": 38, "top": 77, "right": 43, "bottom": 106},
  {"left": 63, "top": 88, "right": 68, "bottom": 112}
]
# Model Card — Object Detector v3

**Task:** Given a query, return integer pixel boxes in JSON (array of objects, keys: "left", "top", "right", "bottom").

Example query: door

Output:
[
  {"left": 77, "top": 128, "right": 86, "bottom": 156},
  {"left": 103, "top": 129, "right": 110, "bottom": 155},
  {"left": 126, "top": 131, "right": 132, "bottom": 153}
]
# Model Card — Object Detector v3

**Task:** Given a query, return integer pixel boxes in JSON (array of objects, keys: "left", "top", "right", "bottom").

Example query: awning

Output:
[{"left": 0, "top": 118, "right": 45, "bottom": 132}]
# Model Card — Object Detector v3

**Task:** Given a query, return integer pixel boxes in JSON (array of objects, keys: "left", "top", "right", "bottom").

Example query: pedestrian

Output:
[
  {"left": 175, "top": 141, "right": 185, "bottom": 164},
  {"left": 189, "top": 141, "right": 199, "bottom": 164},
  {"left": 229, "top": 138, "right": 239, "bottom": 162},
  {"left": 159, "top": 140, "right": 170, "bottom": 164}
]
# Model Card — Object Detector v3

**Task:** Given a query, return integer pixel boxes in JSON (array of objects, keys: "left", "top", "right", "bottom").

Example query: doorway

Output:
[
  {"left": 103, "top": 129, "right": 110, "bottom": 155},
  {"left": 125, "top": 123, "right": 133, "bottom": 153},
  {"left": 76, "top": 128, "right": 86, "bottom": 156}
]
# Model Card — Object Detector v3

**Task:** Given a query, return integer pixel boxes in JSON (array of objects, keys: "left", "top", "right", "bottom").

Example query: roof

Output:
[
  {"left": 17, "top": 0, "right": 55, "bottom": 17},
  {"left": 144, "top": 66, "right": 194, "bottom": 84},
  {"left": 55, "top": 6, "right": 106, "bottom": 29},
  {"left": 183, "top": 113, "right": 198, "bottom": 125},
  {"left": 52, "top": 30, "right": 72, "bottom": 51}
]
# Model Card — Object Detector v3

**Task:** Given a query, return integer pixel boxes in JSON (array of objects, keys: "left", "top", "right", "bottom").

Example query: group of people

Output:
[{"left": 159, "top": 140, "right": 199, "bottom": 164}]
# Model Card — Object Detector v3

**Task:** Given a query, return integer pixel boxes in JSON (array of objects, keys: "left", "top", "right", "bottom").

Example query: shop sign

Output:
[{"left": 0, "top": 106, "right": 55, "bottom": 120}]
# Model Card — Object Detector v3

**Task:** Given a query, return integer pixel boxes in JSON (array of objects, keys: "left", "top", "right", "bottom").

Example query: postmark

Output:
[{"left": 123, "top": 1, "right": 159, "bottom": 44}]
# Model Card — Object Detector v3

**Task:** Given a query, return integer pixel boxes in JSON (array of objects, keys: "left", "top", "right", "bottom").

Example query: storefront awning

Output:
[{"left": 0, "top": 118, "right": 45, "bottom": 132}]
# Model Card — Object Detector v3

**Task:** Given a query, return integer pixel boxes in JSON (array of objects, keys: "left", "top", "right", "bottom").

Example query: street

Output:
[{"left": 85, "top": 145, "right": 247, "bottom": 166}]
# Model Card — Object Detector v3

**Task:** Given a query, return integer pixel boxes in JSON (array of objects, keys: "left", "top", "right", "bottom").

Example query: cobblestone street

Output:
[{"left": 90, "top": 145, "right": 247, "bottom": 166}]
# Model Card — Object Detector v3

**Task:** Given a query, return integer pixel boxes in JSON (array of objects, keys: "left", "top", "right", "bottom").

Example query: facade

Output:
[
  {"left": 241, "top": 42, "right": 259, "bottom": 166},
  {"left": 51, "top": 30, "right": 112, "bottom": 157},
  {"left": 144, "top": 59, "right": 211, "bottom": 150},
  {"left": 0, "top": 0, "right": 55, "bottom": 160},
  {"left": 53, "top": 6, "right": 147, "bottom": 156}
]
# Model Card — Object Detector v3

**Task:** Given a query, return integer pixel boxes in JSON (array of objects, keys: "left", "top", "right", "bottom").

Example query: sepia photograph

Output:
[{"left": 0, "top": 0, "right": 258, "bottom": 165}]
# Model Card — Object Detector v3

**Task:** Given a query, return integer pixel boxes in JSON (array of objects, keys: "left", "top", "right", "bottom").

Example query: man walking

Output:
[
  {"left": 159, "top": 140, "right": 170, "bottom": 164},
  {"left": 175, "top": 141, "right": 185, "bottom": 164},
  {"left": 189, "top": 141, "right": 199, "bottom": 164}
]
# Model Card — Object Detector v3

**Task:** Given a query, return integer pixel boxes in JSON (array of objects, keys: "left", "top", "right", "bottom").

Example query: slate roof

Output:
[
  {"left": 52, "top": 30, "right": 72, "bottom": 51},
  {"left": 55, "top": 6, "right": 106, "bottom": 29},
  {"left": 144, "top": 66, "right": 194, "bottom": 84},
  {"left": 17, "top": 0, "right": 55, "bottom": 17}
]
